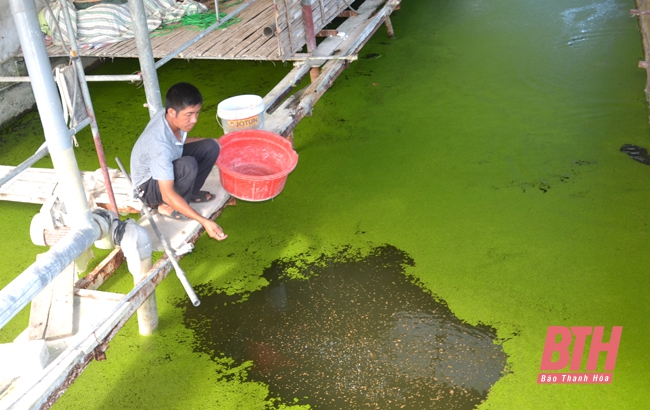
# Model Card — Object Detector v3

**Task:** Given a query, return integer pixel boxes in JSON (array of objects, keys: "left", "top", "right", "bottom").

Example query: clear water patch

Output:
[{"left": 178, "top": 245, "right": 508, "bottom": 409}]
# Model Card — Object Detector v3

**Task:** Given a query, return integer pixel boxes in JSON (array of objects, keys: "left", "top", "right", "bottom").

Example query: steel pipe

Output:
[
  {"left": 115, "top": 158, "right": 200, "bottom": 306},
  {"left": 68, "top": 116, "right": 92, "bottom": 137},
  {"left": 0, "top": 142, "right": 48, "bottom": 189},
  {"left": 0, "top": 76, "right": 31, "bottom": 82},
  {"left": 57, "top": 0, "right": 119, "bottom": 216},
  {"left": 128, "top": 0, "right": 163, "bottom": 117},
  {"left": 10, "top": 0, "right": 93, "bottom": 229},
  {"left": 0, "top": 75, "right": 142, "bottom": 82}
]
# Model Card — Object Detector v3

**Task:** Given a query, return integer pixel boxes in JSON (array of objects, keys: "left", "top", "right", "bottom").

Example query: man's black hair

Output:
[{"left": 165, "top": 82, "right": 203, "bottom": 114}]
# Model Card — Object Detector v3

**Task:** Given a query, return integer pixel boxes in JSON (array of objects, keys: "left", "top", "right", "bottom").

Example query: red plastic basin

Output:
[{"left": 216, "top": 130, "right": 298, "bottom": 201}]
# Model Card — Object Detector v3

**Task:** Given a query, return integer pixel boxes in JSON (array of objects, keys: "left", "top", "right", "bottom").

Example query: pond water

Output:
[
  {"left": 178, "top": 245, "right": 507, "bottom": 409},
  {"left": 1, "top": 0, "right": 649, "bottom": 409}
]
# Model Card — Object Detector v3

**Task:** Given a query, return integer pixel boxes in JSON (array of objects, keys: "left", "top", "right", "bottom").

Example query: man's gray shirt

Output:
[{"left": 130, "top": 110, "right": 187, "bottom": 196}]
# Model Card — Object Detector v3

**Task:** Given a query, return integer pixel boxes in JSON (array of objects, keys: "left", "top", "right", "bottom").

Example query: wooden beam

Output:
[
  {"left": 310, "top": 66, "right": 321, "bottom": 83},
  {"left": 265, "top": 0, "right": 402, "bottom": 136},
  {"left": 74, "top": 289, "right": 125, "bottom": 302},
  {"left": 263, "top": 63, "right": 312, "bottom": 113},
  {"left": 338, "top": 10, "right": 358, "bottom": 17},
  {"left": 28, "top": 263, "right": 75, "bottom": 341},
  {"left": 316, "top": 29, "right": 338, "bottom": 37},
  {"left": 384, "top": 16, "right": 395, "bottom": 38},
  {"left": 75, "top": 247, "right": 125, "bottom": 291}
]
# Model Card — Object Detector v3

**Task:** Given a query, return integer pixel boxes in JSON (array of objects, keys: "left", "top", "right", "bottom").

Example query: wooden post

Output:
[
  {"left": 134, "top": 255, "right": 158, "bottom": 335},
  {"left": 385, "top": 16, "right": 395, "bottom": 38},
  {"left": 310, "top": 67, "right": 320, "bottom": 83},
  {"left": 302, "top": 0, "right": 317, "bottom": 52}
]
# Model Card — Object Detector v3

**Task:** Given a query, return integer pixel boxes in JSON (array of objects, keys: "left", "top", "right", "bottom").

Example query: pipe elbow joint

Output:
[
  {"left": 92, "top": 208, "right": 118, "bottom": 242},
  {"left": 113, "top": 219, "right": 152, "bottom": 275}
]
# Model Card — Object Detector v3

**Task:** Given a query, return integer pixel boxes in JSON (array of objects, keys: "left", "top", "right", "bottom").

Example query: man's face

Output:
[{"left": 168, "top": 104, "right": 202, "bottom": 132}]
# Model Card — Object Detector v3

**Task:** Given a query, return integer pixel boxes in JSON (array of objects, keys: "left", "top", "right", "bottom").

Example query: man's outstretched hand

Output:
[{"left": 202, "top": 218, "right": 227, "bottom": 241}]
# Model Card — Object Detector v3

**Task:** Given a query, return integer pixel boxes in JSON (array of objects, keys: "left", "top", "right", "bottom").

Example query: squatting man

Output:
[{"left": 130, "top": 82, "right": 227, "bottom": 241}]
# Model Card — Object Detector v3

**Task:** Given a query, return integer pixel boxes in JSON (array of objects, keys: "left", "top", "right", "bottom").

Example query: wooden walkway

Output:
[
  {"left": 46, "top": 0, "right": 282, "bottom": 61},
  {"left": 0, "top": 165, "right": 141, "bottom": 214}
]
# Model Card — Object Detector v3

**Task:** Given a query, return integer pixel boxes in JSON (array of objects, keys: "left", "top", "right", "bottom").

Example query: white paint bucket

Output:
[{"left": 216, "top": 94, "right": 265, "bottom": 133}]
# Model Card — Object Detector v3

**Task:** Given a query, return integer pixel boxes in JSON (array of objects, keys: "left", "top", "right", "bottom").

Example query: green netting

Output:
[{"left": 151, "top": 11, "right": 242, "bottom": 37}]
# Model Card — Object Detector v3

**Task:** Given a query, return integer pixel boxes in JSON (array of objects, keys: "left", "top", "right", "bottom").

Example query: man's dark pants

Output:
[{"left": 138, "top": 139, "right": 219, "bottom": 207}]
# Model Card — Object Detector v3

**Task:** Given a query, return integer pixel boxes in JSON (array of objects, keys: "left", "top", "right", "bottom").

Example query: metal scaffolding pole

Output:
[
  {"left": 0, "top": 143, "right": 48, "bottom": 189},
  {"left": 10, "top": 0, "right": 93, "bottom": 230},
  {"left": 0, "top": 74, "right": 142, "bottom": 82},
  {"left": 57, "top": 0, "right": 119, "bottom": 216},
  {"left": 128, "top": 0, "right": 163, "bottom": 118}
]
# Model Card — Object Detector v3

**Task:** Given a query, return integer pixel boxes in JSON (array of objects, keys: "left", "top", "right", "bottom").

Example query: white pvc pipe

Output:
[{"left": 0, "top": 225, "right": 99, "bottom": 329}]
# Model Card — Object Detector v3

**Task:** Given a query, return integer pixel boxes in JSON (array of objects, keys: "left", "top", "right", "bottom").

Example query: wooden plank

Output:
[
  {"left": 0, "top": 179, "right": 57, "bottom": 194},
  {"left": 153, "top": 30, "right": 197, "bottom": 56},
  {"left": 28, "top": 263, "right": 75, "bottom": 341},
  {"left": 225, "top": 30, "right": 268, "bottom": 57},
  {"left": 0, "top": 166, "right": 141, "bottom": 211},
  {"left": 317, "top": 29, "right": 338, "bottom": 37},
  {"left": 185, "top": 17, "right": 256, "bottom": 57},
  {"left": 314, "top": 0, "right": 387, "bottom": 57},
  {"left": 27, "top": 282, "right": 54, "bottom": 341},
  {"left": 182, "top": 0, "right": 271, "bottom": 57},
  {"left": 318, "top": 0, "right": 326, "bottom": 26},
  {"left": 44, "top": 263, "right": 75, "bottom": 341},
  {"left": 283, "top": 0, "right": 295, "bottom": 57},
  {"left": 263, "top": 63, "right": 312, "bottom": 112},
  {"left": 98, "top": 38, "right": 137, "bottom": 57},
  {"left": 265, "top": 0, "right": 400, "bottom": 136},
  {"left": 194, "top": 3, "right": 275, "bottom": 58},
  {"left": 246, "top": 35, "right": 279, "bottom": 58},
  {"left": 74, "top": 289, "right": 125, "bottom": 302},
  {"left": 239, "top": 34, "right": 277, "bottom": 58}
]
